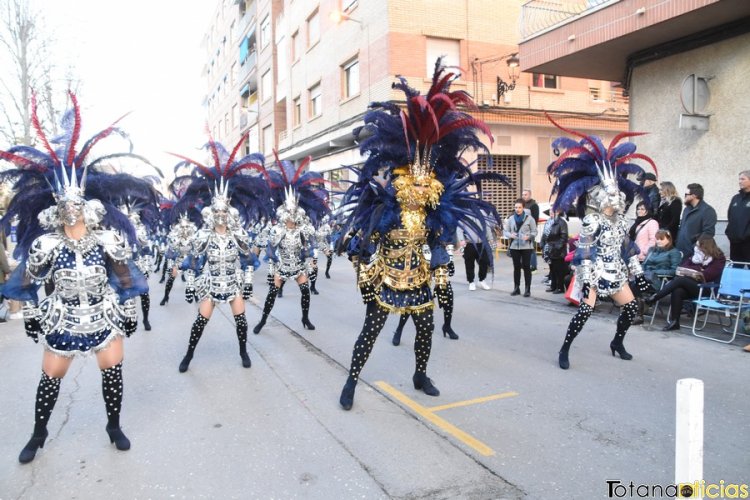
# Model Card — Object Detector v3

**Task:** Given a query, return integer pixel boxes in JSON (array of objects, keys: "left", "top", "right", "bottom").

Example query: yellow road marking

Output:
[
  {"left": 428, "top": 391, "right": 519, "bottom": 412},
  {"left": 375, "top": 381, "right": 497, "bottom": 456}
]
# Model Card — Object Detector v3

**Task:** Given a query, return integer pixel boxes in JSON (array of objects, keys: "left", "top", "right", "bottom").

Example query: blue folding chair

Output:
[{"left": 691, "top": 262, "right": 750, "bottom": 343}]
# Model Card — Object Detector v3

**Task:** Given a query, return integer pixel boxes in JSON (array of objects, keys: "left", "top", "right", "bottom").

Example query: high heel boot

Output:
[
  {"left": 610, "top": 300, "right": 636, "bottom": 361},
  {"left": 300, "top": 283, "right": 315, "bottom": 330},
  {"left": 102, "top": 363, "right": 130, "bottom": 451},
  {"left": 254, "top": 284, "right": 279, "bottom": 334},
  {"left": 141, "top": 294, "right": 151, "bottom": 331},
  {"left": 19, "top": 372, "right": 60, "bottom": 464},
  {"left": 558, "top": 302, "right": 593, "bottom": 370},
  {"left": 179, "top": 314, "right": 208, "bottom": 372},
  {"left": 392, "top": 314, "right": 409, "bottom": 346},
  {"left": 339, "top": 376, "right": 357, "bottom": 411},
  {"left": 442, "top": 325, "right": 459, "bottom": 340},
  {"left": 235, "top": 314, "right": 251, "bottom": 368}
]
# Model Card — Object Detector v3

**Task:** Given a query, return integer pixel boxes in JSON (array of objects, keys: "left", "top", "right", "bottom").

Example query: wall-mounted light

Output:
[{"left": 497, "top": 54, "right": 520, "bottom": 98}]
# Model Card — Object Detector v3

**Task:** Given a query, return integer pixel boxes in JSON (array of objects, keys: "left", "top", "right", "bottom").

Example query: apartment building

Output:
[
  {"left": 204, "top": 0, "right": 630, "bottom": 215},
  {"left": 518, "top": 0, "right": 750, "bottom": 217}
]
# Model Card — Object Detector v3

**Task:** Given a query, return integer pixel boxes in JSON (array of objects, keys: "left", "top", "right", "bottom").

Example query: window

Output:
[
  {"left": 232, "top": 104, "right": 238, "bottom": 128},
  {"left": 532, "top": 73, "right": 558, "bottom": 89},
  {"left": 309, "top": 83, "right": 322, "bottom": 118},
  {"left": 230, "top": 63, "right": 236, "bottom": 86},
  {"left": 425, "top": 37, "right": 460, "bottom": 79},
  {"left": 224, "top": 113, "right": 230, "bottom": 135},
  {"left": 263, "top": 124, "right": 274, "bottom": 153},
  {"left": 307, "top": 9, "right": 319, "bottom": 48},
  {"left": 260, "top": 15, "right": 271, "bottom": 48},
  {"left": 239, "top": 36, "right": 250, "bottom": 64},
  {"left": 293, "top": 97, "right": 301, "bottom": 126},
  {"left": 262, "top": 69, "right": 272, "bottom": 102},
  {"left": 229, "top": 20, "right": 235, "bottom": 40},
  {"left": 291, "top": 30, "right": 300, "bottom": 61},
  {"left": 342, "top": 58, "right": 360, "bottom": 99}
]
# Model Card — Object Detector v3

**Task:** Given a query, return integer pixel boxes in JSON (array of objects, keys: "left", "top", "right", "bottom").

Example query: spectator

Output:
[
  {"left": 540, "top": 209, "right": 568, "bottom": 294},
  {"left": 675, "top": 183, "right": 717, "bottom": 258},
  {"left": 629, "top": 201, "right": 659, "bottom": 261},
  {"left": 642, "top": 172, "right": 660, "bottom": 213},
  {"left": 504, "top": 199, "right": 537, "bottom": 297},
  {"left": 632, "top": 229, "right": 683, "bottom": 325},
  {"left": 645, "top": 235, "right": 725, "bottom": 331},
  {"left": 459, "top": 222, "right": 492, "bottom": 290},
  {"left": 656, "top": 181, "right": 682, "bottom": 241},
  {"left": 725, "top": 170, "right": 750, "bottom": 263},
  {"left": 0, "top": 239, "right": 10, "bottom": 322},
  {"left": 521, "top": 189, "right": 539, "bottom": 272}
]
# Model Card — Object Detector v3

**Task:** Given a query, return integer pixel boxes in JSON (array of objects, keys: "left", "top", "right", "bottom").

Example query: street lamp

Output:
[
  {"left": 330, "top": 9, "right": 361, "bottom": 25},
  {"left": 496, "top": 54, "right": 520, "bottom": 98}
]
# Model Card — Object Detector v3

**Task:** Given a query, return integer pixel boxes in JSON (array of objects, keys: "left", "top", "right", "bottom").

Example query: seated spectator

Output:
[
  {"left": 642, "top": 229, "right": 683, "bottom": 291},
  {"left": 629, "top": 201, "right": 659, "bottom": 262},
  {"left": 645, "top": 235, "right": 726, "bottom": 331}
]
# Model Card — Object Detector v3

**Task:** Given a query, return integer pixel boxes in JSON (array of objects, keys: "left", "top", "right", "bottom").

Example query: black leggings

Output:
[
  {"left": 347, "top": 302, "right": 434, "bottom": 380},
  {"left": 653, "top": 276, "right": 700, "bottom": 320}
]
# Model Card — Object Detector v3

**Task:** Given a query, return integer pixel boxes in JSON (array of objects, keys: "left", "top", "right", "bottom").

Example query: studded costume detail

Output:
[
  {"left": 546, "top": 114, "right": 657, "bottom": 369},
  {"left": 337, "top": 59, "right": 506, "bottom": 410}
]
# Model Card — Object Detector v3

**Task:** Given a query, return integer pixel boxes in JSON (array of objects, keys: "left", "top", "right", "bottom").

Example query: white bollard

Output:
[{"left": 675, "top": 378, "right": 704, "bottom": 499}]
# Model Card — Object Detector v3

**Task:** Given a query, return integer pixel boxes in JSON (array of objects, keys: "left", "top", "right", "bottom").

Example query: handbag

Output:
[
  {"left": 675, "top": 266, "right": 705, "bottom": 283},
  {"left": 564, "top": 274, "right": 582, "bottom": 306}
]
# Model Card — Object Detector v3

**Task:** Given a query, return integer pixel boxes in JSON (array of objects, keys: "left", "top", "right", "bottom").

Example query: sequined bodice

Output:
[{"left": 50, "top": 247, "right": 109, "bottom": 306}]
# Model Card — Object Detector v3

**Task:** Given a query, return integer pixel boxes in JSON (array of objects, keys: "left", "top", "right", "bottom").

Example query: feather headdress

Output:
[
  {"left": 0, "top": 91, "right": 157, "bottom": 258},
  {"left": 339, "top": 58, "right": 508, "bottom": 252},
  {"left": 545, "top": 113, "right": 657, "bottom": 217},
  {"left": 169, "top": 132, "right": 272, "bottom": 226}
]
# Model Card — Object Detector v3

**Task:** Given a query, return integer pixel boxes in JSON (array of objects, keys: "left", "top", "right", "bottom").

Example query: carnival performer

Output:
[
  {"left": 252, "top": 155, "right": 330, "bottom": 334},
  {"left": 546, "top": 115, "right": 655, "bottom": 370},
  {"left": 171, "top": 136, "right": 270, "bottom": 372},
  {"left": 119, "top": 203, "right": 158, "bottom": 331},
  {"left": 337, "top": 59, "right": 505, "bottom": 410},
  {"left": 0, "top": 93, "right": 149, "bottom": 463},
  {"left": 159, "top": 214, "right": 197, "bottom": 306},
  {"left": 309, "top": 214, "right": 335, "bottom": 294}
]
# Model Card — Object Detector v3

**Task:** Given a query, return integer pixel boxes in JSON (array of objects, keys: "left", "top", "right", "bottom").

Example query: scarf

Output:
[
  {"left": 691, "top": 246, "right": 713, "bottom": 266},
  {"left": 513, "top": 213, "right": 525, "bottom": 230},
  {"left": 628, "top": 214, "right": 652, "bottom": 240}
]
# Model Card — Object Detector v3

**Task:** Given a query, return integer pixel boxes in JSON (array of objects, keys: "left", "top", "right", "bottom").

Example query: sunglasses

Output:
[{"left": 684, "top": 192, "right": 692, "bottom": 196}]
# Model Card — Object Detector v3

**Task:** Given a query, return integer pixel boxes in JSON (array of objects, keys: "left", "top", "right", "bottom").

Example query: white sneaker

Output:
[
  {"left": 478, "top": 280, "right": 491, "bottom": 290},
  {"left": 8, "top": 311, "right": 23, "bottom": 320},
  {"left": 469, "top": 282, "right": 476, "bottom": 291}
]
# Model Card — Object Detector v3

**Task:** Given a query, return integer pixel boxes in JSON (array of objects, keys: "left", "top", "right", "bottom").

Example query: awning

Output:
[{"left": 240, "top": 83, "right": 250, "bottom": 96}]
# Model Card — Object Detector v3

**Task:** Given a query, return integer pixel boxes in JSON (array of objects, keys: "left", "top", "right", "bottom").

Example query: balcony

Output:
[{"left": 239, "top": 103, "right": 259, "bottom": 130}]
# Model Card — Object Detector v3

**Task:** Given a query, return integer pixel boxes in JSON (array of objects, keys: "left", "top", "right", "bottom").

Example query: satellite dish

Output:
[{"left": 680, "top": 74, "right": 710, "bottom": 115}]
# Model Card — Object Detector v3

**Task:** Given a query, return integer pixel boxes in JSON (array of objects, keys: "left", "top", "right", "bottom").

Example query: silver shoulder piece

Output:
[
  {"left": 232, "top": 228, "right": 252, "bottom": 254},
  {"left": 192, "top": 229, "right": 212, "bottom": 254},
  {"left": 27, "top": 233, "right": 64, "bottom": 280},
  {"left": 577, "top": 213, "right": 602, "bottom": 250},
  {"left": 95, "top": 229, "right": 132, "bottom": 262},
  {"left": 628, "top": 255, "right": 644, "bottom": 276}
]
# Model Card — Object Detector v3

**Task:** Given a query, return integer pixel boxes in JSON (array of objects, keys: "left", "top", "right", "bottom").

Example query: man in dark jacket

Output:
[
  {"left": 726, "top": 170, "right": 750, "bottom": 262},
  {"left": 676, "top": 183, "right": 717, "bottom": 258},
  {"left": 642, "top": 172, "right": 660, "bottom": 213}
]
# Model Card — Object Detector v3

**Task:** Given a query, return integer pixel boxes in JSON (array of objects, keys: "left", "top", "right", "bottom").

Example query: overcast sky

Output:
[{"left": 38, "top": 0, "right": 216, "bottom": 177}]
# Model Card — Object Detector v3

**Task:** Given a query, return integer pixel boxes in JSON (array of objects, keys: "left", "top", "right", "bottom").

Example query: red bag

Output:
[{"left": 565, "top": 274, "right": 582, "bottom": 306}]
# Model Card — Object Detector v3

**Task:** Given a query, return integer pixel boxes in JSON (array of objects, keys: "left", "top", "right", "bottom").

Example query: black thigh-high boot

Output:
[
  {"left": 140, "top": 293, "right": 151, "bottom": 331},
  {"left": 159, "top": 258, "right": 169, "bottom": 284},
  {"left": 179, "top": 313, "right": 209, "bottom": 372},
  {"left": 153, "top": 251, "right": 163, "bottom": 272},
  {"left": 277, "top": 280, "right": 284, "bottom": 298},
  {"left": 253, "top": 284, "right": 279, "bottom": 334},
  {"left": 610, "top": 300, "right": 637, "bottom": 360},
  {"left": 102, "top": 362, "right": 130, "bottom": 451},
  {"left": 412, "top": 310, "right": 440, "bottom": 396},
  {"left": 234, "top": 313, "right": 251, "bottom": 368},
  {"left": 19, "top": 372, "right": 61, "bottom": 464},
  {"left": 340, "top": 302, "right": 389, "bottom": 410},
  {"left": 299, "top": 282, "right": 315, "bottom": 330},
  {"left": 325, "top": 254, "right": 333, "bottom": 278},
  {"left": 559, "top": 302, "right": 594, "bottom": 369},
  {"left": 441, "top": 283, "right": 459, "bottom": 340},
  {"left": 160, "top": 275, "right": 175, "bottom": 306},
  {"left": 309, "top": 263, "right": 319, "bottom": 294},
  {"left": 392, "top": 313, "right": 409, "bottom": 346}
]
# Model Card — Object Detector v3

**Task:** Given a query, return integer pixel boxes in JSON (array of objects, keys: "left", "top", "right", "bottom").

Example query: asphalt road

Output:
[{"left": 0, "top": 254, "right": 747, "bottom": 499}]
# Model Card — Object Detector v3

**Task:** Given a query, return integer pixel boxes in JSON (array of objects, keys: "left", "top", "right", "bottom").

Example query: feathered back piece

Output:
[
  {"left": 356, "top": 57, "right": 493, "bottom": 184},
  {"left": 545, "top": 113, "right": 657, "bottom": 217},
  {"left": 339, "top": 58, "right": 507, "bottom": 251},
  {"left": 253, "top": 151, "right": 330, "bottom": 226},
  {"left": 169, "top": 132, "right": 272, "bottom": 226},
  {"left": 0, "top": 91, "right": 155, "bottom": 258}
]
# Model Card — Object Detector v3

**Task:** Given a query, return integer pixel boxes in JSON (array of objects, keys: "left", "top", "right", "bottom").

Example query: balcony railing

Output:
[
  {"left": 521, "top": 0, "right": 617, "bottom": 40},
  {"left": 239, "top": 103, "right": 259, "bottom": 130}
]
